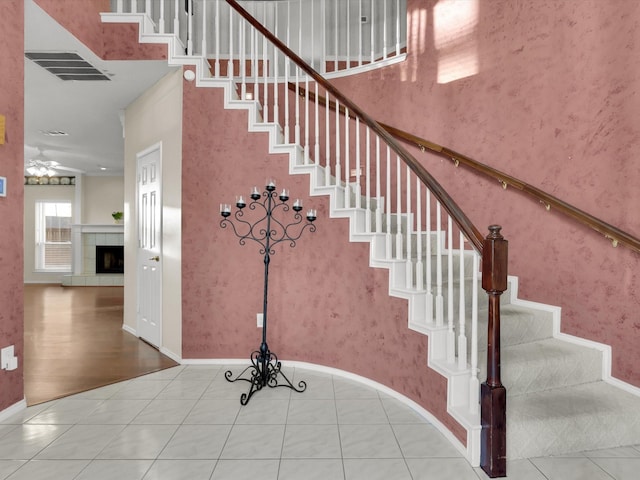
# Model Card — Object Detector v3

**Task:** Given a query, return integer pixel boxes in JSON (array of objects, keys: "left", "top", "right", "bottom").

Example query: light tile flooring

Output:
[{"left": 1, "top": 365, "right": 639, "bottom": 479}]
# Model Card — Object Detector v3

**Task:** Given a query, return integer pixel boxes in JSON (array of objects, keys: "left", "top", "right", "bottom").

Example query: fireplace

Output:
[{"left": 95, "top": 245, "right": 124, "bottom": 274}]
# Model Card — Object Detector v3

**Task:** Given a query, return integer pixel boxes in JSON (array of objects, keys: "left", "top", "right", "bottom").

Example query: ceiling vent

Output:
[{"left": 25, "top": 52, "right": 110, "bottom": 81}]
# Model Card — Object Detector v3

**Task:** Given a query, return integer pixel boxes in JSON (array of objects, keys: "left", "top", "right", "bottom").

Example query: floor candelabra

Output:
[{"left": 220, "top": 180, "right": 317, "bottom": 405}]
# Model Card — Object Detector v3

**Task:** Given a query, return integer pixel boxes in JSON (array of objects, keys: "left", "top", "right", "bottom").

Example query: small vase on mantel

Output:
[{"left": 112, "top": 211, "right": 123, "bottom": 224}]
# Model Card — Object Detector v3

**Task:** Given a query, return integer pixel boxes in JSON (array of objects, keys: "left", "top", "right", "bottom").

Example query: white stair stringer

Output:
[{"left": 102, "top": 11, "right": 640, "bottom": 467}]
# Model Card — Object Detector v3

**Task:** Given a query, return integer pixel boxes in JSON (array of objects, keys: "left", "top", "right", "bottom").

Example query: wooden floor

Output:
[{"left": 24, "top": 284, "right": 178, "bottom": 406}]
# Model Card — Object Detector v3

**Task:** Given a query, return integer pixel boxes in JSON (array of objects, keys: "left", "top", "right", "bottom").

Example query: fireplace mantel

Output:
[{"left": 72, "top": 224, "right": 124, "bottom": 234}]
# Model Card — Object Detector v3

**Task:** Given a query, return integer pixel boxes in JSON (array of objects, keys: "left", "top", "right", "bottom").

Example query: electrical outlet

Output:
[
  {"left": 257, "top": 313, "right": 263, "bottom": 328},
  {"left": 1, "top": 345, "right": 18, "bottom": 371}
]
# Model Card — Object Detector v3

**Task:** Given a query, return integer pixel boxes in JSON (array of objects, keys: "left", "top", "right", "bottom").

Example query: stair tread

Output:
[
  {"left": 492, "top": 338, "right": 603, "bottom": 394},
  {"left": 501, "top": 337, "right": 600, "bottom": 360},
  {"left": 507, "top": 381, "right": 640, "bottom": 458}
]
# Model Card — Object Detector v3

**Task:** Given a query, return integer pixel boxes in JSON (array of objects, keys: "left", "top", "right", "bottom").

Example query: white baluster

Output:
[
  {"left": 335, "top": 99, "right": 342, "bottom": 190},
  {"left": 344, "top": 108, "right": 351, "bottom": 208},
  {"left": 375, "top": 136, "right": 382, "bottom": 233},
  {"left": 370, "top": 0, "right": 375, "bottom": 64},
  {"left": 294, "top": 66, "right": 300, "bottom": 146},
  {"left": 314, "top": 82, "right": 320, "bottom": 165},
  {"left": 385, "top": 146, "right": 392, "bottom": 260},
  {"left": 425, "top": 190, "right": 433, "bottom": 322},
  {"left": 382, "top": 0, "right": 387, "bottom": 59},
  {"left": 313, "top": 0, "right": 317, "bottom": 70},
  {"left": 346, "top": 0, "right": 351, "bottom": 71},
  {"left": 174, "top": 0, "right": 180, "bottom": 38},
  {"left": 469, "top": 251, "right": 480, "bottom": 414},
  {"left": 365, "top": 127, "right": 371, "bottom": 233},
  {"left": 334, "top": 0, "right": 339, "bottom": 72},
  {"left": 304, "top": 75, "right": 310, "bottom": 164},
  {"left": 405, "top": 166, "right": 412, "bottom": 287},
  {"left": 358, "top": 0, "right": 363, "bottom": 66},
  {"left": 320, "top": 0, "right": 326, "bottom": 74},
  {"left": 284, "top": 1, "right": 291, "bottom": 143},
  {"left": 252, "top": 18, "right": 258, "bottom": 94},
  {"left": 395, "top": 155, "right": 402, "bottom": 260},
  {"left": 156, "top": 2, "right": 164, "bottom": 33},
  {"left": 458, "top": 232, "right": 467, "bottom": 370},
  {"left": 396, "top": 0, "right": 401, "bottom": 56},
  {"left": 214, "top": 0, "right": 220, "bottom": 76},
  {"left": 446, "top": 216, "right": 455, "bottom": 364},
  {"left": 415, "top": 178, "right": 423, "bottom": 290},
  {"left": 201, "top": 0, "right": 207, "bottom": 57},
  {"left": 228, "top": 5, "right": 234, "bottom": 78},
  {"left": 324, "top": 92, "right": 331, "bottom": 183},
  {"left": 261, "top": 6, "right": 268, "bottom": 121},
  {"left": 240, "top": 18, "right": 246, "bottom": 98},
  {"left": 187, "top": 0, "right": 193, "bottom": 55},
  {"left": 355, "top": 118, "right": 361, "bottom": 209},
  {"left": 435, "top": 201, "right": 443, "bottom": 326},
  {"left": 273, "top": 2, "right": 279, "bottom": 133}
]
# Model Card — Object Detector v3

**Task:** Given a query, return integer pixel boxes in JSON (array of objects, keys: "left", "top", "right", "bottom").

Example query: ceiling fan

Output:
[{"left": 24, "top": 145, "right": 86, "bottom": 176}]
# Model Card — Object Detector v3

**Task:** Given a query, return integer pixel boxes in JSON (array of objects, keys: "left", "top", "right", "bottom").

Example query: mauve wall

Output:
[
  {"left": 180, "top": 77, "right": 464, "bottom": 440},
  {"left": 331, "top": 0, "right": 640, "bottom": 387},
  {"left": 34, "top": 0, "right": 166, "bottom": 60},
  {"left": 0, "top": 0, "right": 25, "bottom": 411}
]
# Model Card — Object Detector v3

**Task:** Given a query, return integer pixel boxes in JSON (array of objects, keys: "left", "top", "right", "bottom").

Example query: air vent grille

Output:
[{"left": 25, "top": 52, "right": 110, "bottom": 81}]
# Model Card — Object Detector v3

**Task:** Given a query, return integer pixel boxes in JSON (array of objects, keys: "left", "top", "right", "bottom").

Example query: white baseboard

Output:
[
  {"left": 122, "top": 324, "right": 136, "bottom": 336},
  {"left": 0, "top": 398, "right": 27, "bottom": 422},
  {"left": 159, "top": 346, "right": 182, "bottom": 364}
]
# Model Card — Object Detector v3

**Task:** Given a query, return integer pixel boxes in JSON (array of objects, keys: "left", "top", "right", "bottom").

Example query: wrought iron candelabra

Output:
[{"left": 219, "top": 180, "right": 317, "bottom": 405}]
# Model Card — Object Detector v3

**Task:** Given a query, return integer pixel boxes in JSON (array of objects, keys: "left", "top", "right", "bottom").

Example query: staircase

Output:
[{"left": 102, "top": 1, "right": 640, "bottom": 468}]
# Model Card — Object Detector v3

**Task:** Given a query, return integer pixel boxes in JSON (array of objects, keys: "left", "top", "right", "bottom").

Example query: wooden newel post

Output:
[{"left": 480, "top": 225, "right": 508, "bottom": 478}]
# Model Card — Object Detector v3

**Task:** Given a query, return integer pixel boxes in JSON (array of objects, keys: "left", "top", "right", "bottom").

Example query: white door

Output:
[{"left": 136, "top": 143, "right": 162, "bottom": 348}]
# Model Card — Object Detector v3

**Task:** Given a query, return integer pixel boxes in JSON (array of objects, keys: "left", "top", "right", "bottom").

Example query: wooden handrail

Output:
[
  {"left": 287, "top": 83, "right": 640, "bottom": 255},
  {"left": 224, "top": 0, "right": 485, "bottom": 253}
]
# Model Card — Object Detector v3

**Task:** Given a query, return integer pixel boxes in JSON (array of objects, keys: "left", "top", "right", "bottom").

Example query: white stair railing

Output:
[
  {"left": 210, "top": 0, "right": 484, "bottom": 427},
  {"left": 103, "top": 0, "right": 504, "bottom": 468},
  {"left": 111, "top": 0, "right": 407, "bottom": 78}
]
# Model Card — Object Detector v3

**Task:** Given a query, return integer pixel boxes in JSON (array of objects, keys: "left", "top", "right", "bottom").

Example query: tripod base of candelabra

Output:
[{"left": 225, "top": 348, "right": 307, "bottom": 405}]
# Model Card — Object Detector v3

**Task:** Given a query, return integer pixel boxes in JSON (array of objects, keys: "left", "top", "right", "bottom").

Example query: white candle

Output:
[{"left": 293, "top": 199, "right": 301, "bottom": 208}]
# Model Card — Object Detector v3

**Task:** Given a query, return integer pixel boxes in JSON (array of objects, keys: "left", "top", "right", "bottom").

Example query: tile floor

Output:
[{"left": 0, "top": 365, "right": 639, "bottom": 479}]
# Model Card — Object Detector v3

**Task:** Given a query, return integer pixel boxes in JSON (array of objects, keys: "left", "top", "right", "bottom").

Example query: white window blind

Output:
[{"left": 35, "top": 202, "right": 72, "bottom": 271}]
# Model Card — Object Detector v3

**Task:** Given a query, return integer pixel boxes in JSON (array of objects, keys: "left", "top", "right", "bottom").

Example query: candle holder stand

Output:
[{"left": 220, "top": 183, "right": 317, "bottom": 405}]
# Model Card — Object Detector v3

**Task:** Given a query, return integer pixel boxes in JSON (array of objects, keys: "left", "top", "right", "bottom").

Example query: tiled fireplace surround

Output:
[{"left": 62, "top": 224, "right": 124, "bottom": 286}]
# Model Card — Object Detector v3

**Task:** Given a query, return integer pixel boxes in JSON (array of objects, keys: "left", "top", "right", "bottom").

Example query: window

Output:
[{"left": 35, "top": 202, "right": 72, "bottom": 271}]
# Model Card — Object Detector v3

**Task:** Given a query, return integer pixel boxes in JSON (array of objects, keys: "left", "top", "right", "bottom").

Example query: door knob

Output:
[{"left": 149, "top": 256, "right": 160, "bottom": 262}]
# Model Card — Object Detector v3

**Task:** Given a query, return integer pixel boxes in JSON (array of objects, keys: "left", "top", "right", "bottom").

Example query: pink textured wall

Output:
[
  {"left": 35, "top": 0, "right": 167, "bottom": 60},
  {"left": 0, "top": 0, "right": 25, "bottom": 410},
  {"left": 333, "top": 0, "right": 640, "bottom": 386},
  {"left": 180, "top": 74, "right": 465, "bottom": 442}
]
